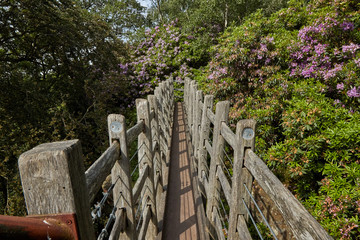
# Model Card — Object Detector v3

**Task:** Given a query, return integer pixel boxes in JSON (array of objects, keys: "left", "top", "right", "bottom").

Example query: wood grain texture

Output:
[
  {"left": 216, "top": 167, "right": 231, "bottom": 205},
  {"left": 18, "top": 140, "right": 95, "bottom": 240},
  {"left": 136, "top": 98, "right": 158, "bottom": 239},
  {"left": 138, "top": 206, "right": 152, "bottom": 240},
  {"left": 237, "top": 215, "right": 252, "bottom": 240},
  {"left": 108, "top": 114, "right": 136, "bottom": 240},
  {"left": 220, "top": 122, "right": 236, "bottom": 149},
  {"left": 126, "top": 121, "right": 144, "bottom": 145},
  {"left": 198, "top": 95, "right": 214, "bottom": 186},
  {"left": 228, "top": 119, "right": 256, "bottom": 239},
  {"left": 109, "top": 208, "right": 126, "bottom": 240},
  {"left": 245, "top": 150, "right": 333, "bottom": 240},
  {"left": 206, "top": 101, "right": 230, "bottom": 220},
  {"left": 132, "top": 164, "right": 149, "bottom": 202},
  {"left": 85, "top": 142, "right": 120, "bottom": 203},
  {"left": 206, "top": 108, "right": 215, "bottom": 124}
]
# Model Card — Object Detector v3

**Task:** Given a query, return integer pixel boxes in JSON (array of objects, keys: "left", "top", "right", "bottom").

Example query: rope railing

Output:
[
  {"left": 14, "top": 78, "right": 175, "bottom": 240},
  {"left": 183, "top": 78, "right": 333, "bottom": 240}
]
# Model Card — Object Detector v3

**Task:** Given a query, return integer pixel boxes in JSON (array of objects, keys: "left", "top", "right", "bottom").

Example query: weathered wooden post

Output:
[
  {"left": 228, "top": 119, "right": 256, "bottom": 239},
  {"left": 136, "top": 99, "right": 158, "bottom": 239},
  {"left": 108, "top": 114, "right": 136, "bottom": 240},
  {"left": 148, "top": 95, "right": 163, "bottom": 219},
  {"left": 194, "top": 90, "right": 203, "bottom": 165},
  {"left": 206, "top": 101, "right": 230, "bottom": 222},
  {"left": 18, "top": 140, "right": 95, "bottom": 240},
  {"left": 198, "top": 95, "right": 214, "bottom": 184}
]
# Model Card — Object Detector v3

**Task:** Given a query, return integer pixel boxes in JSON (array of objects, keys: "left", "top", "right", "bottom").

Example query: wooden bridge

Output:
[{"left": 0, "top": 78, "right": 333, "bottom": 239}]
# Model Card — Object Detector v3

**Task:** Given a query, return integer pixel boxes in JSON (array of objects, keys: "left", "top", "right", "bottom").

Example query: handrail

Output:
[
  {"left": 183, "top": 78, "right": 333, "bottom": 240},
  {"left": 10, "top": 78, "right": 175, "bottom": 240}
]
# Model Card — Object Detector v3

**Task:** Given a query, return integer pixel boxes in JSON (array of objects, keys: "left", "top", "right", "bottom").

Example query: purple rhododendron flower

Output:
[
  {"left": 354, "top": 58, "right": 360, "bottom": 68},
  {"left": 337, "top": 83, "right": 344, "bottom": 90},
  {"left": 347, "top": 86, "right": 360, "bottom": 98},
  {"left": 341, "top": 22, "right": 355, "bottom": 31},
  {"left": 342, "top": 43, "right": 360, "bottom": 54}
]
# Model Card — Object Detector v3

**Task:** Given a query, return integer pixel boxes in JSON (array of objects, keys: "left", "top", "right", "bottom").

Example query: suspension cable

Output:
[
  {"left": 243, "top": 184, "right": 278, "bottom": 240},
  {"left": 242, "top": 199, "right": 264, "bottom": 240}
]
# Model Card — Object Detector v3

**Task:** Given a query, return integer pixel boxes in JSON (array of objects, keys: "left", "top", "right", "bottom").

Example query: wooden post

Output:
[
  {"left": 198, "top": 95, "right": 214, "bottom": 184},
  {"left": 154, "top": 87, "right": 167, "bottom": 181},
  {"left": 194, "top": 90, "right": 203, "bottom": 163},
  {"left": 228, "top": 119, "right": 256, "bottom": 239},
  {"left": 184, "top": 78, "right": 190, "bottom": 117},
  {"left": 18, "top": 140, "right": 95, "bottom": 240},
  {"left": 108, "top": 114, "right": 136, "bottom": 240},
  {"left": 206, "top": 101, "right": 230, "bottom": 222},
  {"left": 136, "top": 99, "right": 158, "bottom": 239},
  {"left": 148, "top": 95, "right": 163, "bottom": 219}
]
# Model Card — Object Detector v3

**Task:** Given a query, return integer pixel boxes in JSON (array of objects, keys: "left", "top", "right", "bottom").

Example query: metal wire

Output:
[
  {"left": 92, "top": 175, "right": 121, "bottom": 221},
  {"left": 242, "top": 199, "right": 264, "bottom": 240},
  {"left": 219, "top": 156, "right": 232, "bottom": 179},
  {"left": 129, "top": 142, "right": 145, "bottom": 163},
  {"left": 219, "top": 198, "right": 229, "bottom": 222},
  {"left": 222, "top": 148, "right": 234, "bottom": 168},
  {"left": 97, "top": 192, "right": 123, "bottom": 240},
  {"left": 131, "top": 153, "right": 148, "bottom": 176},
  {"left": 244, "top": 184, "right": 279, "bottom": 240},
  {"left": 135, "top": 194, "right": 146, "bottom": 219},
  {"left": 136, "top": 203, "right": 148, "bottom": 231},
  {"left": 215, "top": 206, "right": 228, "bottom": 236}
]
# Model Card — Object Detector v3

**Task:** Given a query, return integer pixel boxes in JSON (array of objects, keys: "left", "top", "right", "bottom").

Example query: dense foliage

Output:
[
  {"left": 194, "top": 0, "right": 360, "bottom": 238},
  {"left": 1, "top": 0, "right": 359, "bottom": 238},
  {"left": 0, "top": 0, "right": 136, "bottom": 215}
]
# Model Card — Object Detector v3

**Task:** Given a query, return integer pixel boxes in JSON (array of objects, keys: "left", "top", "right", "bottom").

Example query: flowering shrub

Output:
[
  {"left": 125, "top": 21, "right": 198, "bottom": 97},
  {"left": 196, "top": 0, "right": 360, "bottom": 237}
]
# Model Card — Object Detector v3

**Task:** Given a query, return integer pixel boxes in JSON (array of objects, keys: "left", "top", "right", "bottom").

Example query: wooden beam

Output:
[
  {"left": 18, "top": 140, "right": 95, "bottom": 240},
  {"left": 85, "top": 142, "right": 120, "bottom": 203},
  {"left": 108, "top": 114, "right": 136, "bottom": 240},
  {"left": 126, "top": 121, "right": 144, "bottom": 145},
  {"left": 244, "top": 150, "right": 333, "bottom": 240},
  {"left": 216, "top": 167, "right": 231, "bottom": 205}
]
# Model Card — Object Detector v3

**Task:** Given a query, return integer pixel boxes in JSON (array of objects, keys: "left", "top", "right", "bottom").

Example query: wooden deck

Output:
[{"left": 162, "top": 102, "right": 199, "bottom": 240}]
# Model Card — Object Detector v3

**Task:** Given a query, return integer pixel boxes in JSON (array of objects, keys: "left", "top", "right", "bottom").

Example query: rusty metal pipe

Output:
[{"left": 0, "top": 215, "right": 75, "bottom": 240}]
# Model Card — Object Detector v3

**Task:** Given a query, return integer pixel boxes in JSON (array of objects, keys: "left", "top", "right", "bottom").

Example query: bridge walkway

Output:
[{"left": 162, "top": 102, "right": 200, "bottom": 240}]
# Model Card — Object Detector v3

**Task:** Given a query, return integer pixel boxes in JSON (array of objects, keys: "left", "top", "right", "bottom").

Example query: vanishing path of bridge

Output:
[
  {"left": 162, "top": 102, "right": 199, "bottom": 240},
  {"left": 0, "top": 78, "right": 333, "bottom": 240}
]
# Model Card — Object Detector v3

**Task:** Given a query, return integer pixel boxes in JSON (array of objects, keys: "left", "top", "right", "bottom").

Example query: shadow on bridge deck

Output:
[{"left": 162, "top": 102, "right": 200, "bottom": 240}]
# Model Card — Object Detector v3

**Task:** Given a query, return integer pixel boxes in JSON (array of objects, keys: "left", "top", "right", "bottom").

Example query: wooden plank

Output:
[
  {"left": 108, "top": 114, "right": 136, "bottom": 240},
  {"left": 205, "top": 140, "right": 212, "bottom": 157},
  {"left": 212, "top": 208, "right": 226, "bottom": 240},
  {"left": 237, "top": 215, "right": 252, "bottom": 240},
  {"left": 198, "top": 100, "right": 203, "bottom": 110},
  {"left": 203, "top": 173, "right": 210, "bottom": 197},
  {"left": 18, "top": 140, "right": 95, "bottom": 240},
  {"left": 194, "top": 90, "right": 203, "bottom": 161},
  {"left": 138, "top": 205, "right": 152, "bottom": 240},
  {"left": 132, "top": 164, "right": 149, "bottom": 202},
  {"left": 216, "top": 167, "right": 231, "bottom": 205},
  {"left": 228, "top": 119, "right": 256, "bottom": 239},
  {"left": 136, "top": 99, "right": 158, "bottom": 239},
  {"left": 126, "top": 121, "right": 145, "bottom": 145},
  {"left": 198, "top": 95, "right": 214, "bottom": 185},
  {"left": 220, "top": 122, "right": 236, "bottom": 149},
  {"left": 150, "top": 110, "right": 155, "bottom": 121},
  {"left": 109, "top": 208, "right": 127, "bottom": 240},
  {"left": 206, "top": 108, "right": 215, "bottom": 124},
  {"left": 244, "top": 149, "right": 333, "bottom": 240},
  {"left": 85, "top": 142, "right": 120, "bottom": 203},
  {"left": 206, "top": 101, "right": 230, "bottom": 219}
]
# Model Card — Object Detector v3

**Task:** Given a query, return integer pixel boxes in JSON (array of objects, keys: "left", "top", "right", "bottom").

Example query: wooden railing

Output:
[
  {"left": 183, "top": 78, "right": 333, "bottom": 240},
  {"left": 14, "top": 78, "right": 174, "bottom": 240}
]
